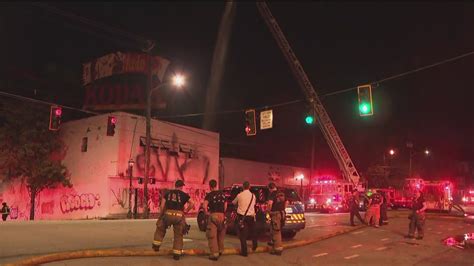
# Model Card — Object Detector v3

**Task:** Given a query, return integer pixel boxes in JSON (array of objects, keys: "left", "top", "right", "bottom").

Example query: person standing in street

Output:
[
  {"left": 203, "top": 179, "right": 227, "bottom": 261},
  {"left": 266, "top": 182, "right": 287, "bottom": 255},
  {"left": 365, "top": 191, "right": 382, "bottom": 227},
  {"left": 406, "top": 190, "right": 427, "bottom": 240},
  {"left": 1, "top": 202, "right": 10, "bottom": 221},
  {"left": 232, "top": 181, "right": 257, "bottom": 257},
  {"left": 379, "top": 191, "right": 389, "bottom": 226},
  {"left": 152, "top": 180, "right": 194, "bottom": 261},
  {"left": 349, "top": 190, "right": 365, "bottom": 226}
]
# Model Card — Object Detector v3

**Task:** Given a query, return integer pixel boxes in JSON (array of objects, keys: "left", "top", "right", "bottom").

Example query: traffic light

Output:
[
  {"left": 49, "top": 106, "right": 62, "bottom": 131},
  {"left": 305, "top": 109, "right": 315, "bottom": 125},
  {"left": 357, "top": 84, "right": 373, "bottom": 116},
  {"left": 107, "top": 116, "right": 117, "bottom": 136},
  {"left": 244, "top": 109, "right": 256, "bottom": 136}
]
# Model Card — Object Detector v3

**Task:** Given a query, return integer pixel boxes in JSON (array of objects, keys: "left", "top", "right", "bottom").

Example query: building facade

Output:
[{"left": 0, "top": 112, "right": 219, "bottom": 220}]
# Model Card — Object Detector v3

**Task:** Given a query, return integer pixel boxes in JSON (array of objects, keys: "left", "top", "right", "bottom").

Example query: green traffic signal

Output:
[
  {"left": 305, "top": 115, "right": 314, "bottom": 125},
  {"left": 357, "top": 85, "right": 374, "bottom": 116},
  {"left": 359, "top": 102, "right": 371, "bottom": 114}
]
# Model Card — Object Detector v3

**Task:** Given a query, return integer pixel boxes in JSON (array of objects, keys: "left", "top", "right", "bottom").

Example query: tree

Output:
[{"left": 0, "top": 99, "right": 71, "bottom": 220}]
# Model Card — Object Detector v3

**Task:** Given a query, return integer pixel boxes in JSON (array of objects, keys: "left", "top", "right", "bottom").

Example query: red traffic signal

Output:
[
  {"left": 107, "top": 116, "right": 117, "bottom": 136},
  {"left": 244, "top": 109, "right": 256, "bottom": 136},
  {"left": 49, "top": 106, "right": 62, "bottom": 131}
]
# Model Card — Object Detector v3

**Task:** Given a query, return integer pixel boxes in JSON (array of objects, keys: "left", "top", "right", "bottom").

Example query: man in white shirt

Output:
[{"left": 232, "top": 181, "right": 257, "bottom": 256}]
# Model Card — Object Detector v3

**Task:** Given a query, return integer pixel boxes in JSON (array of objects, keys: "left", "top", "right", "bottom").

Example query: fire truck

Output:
[
  {"left": 392, "top": 178, "right": 454, "bottom": 212},
  {"left": 305, "top": 176, "right": 354, "bottom": 213}
]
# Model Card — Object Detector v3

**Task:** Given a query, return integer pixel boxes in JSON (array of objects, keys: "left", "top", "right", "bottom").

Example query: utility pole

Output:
[{"left": 143, "top": 40, "right": 155, "bottom": 219}]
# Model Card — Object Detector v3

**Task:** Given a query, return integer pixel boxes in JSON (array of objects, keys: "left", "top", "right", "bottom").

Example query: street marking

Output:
[
  {"left": 344, "top": 254, "right": 359, "bottom": 259},
  {"left": 352, "top": 231, "right": 364, "bottom": 235},
  {"left": 313, "top": 253, "right": 328, "bottom": 258},
  {"left": 376, "top": 247, "right": 387, "bottom": 251},
  {"left": 381, "top": 238, "right": 389, "bottom": 241},
  {"left": 183, "top": 238, "right": 193, "bottom": 242},
  {"left": 351, "top": 244, "right": 363, "bottom": 248}
]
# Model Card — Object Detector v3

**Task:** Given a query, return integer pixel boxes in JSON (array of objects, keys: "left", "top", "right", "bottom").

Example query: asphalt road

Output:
[
  {"left": 2, "top": 210, "right": 473, "bottom": 266},
  {"left": 46, "top": 216, "right": 474, "bottom": 266}
]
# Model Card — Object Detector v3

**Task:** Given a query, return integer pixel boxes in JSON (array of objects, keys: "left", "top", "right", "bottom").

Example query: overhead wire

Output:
[
  {"left": 322, "top": 50, "right": 474, "bottom": 97},
  {"left": 30, "top": 2, "right": 149, "bottom": 45}
]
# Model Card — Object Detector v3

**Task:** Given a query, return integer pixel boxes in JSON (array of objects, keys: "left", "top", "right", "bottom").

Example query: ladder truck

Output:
[{"left": 256, "top": 2, "right": 363, "bottom": 189}]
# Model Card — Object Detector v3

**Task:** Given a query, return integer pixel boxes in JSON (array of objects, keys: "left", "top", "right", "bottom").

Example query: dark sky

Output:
[{"left": 0, "top": 2, "right": 473, "bottom": 177}]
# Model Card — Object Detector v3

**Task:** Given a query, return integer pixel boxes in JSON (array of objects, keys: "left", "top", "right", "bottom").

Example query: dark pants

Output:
[
  {"left": 350, "top": 208, "right": 364, "bottom": 225},
  {"left": 237, "top": 215, "right": 257, "bottom": 255},
  {"left": 408, "top": 212, "right": 425, "bottom": 238},
  {"left": 379, "top": 203, "right": 388, "bottom": 226}
]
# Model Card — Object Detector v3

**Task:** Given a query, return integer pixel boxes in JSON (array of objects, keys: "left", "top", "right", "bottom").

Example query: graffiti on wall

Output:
[
  {"left": 268, "top": 166, "right": 282, "bottom": 182},
  {"left": 134, "top": 133, "right": 211, "bottom": 185},
  {"left": 60, "top": 193, "right": 101, "bottom": 213},
  {"left": 111, "top": 188, "right": 130, "bottom": 209}
]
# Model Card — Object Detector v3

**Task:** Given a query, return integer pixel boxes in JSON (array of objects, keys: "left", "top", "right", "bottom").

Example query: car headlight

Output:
[
  {"left": 285, "top": 207, "right": 293, "bottom": 214},
  {"left": 326, "top": 198, "right": 332, "bottom": 204},
  {"left": 310, "top": 198, "right": 315, "bottom": 204}
]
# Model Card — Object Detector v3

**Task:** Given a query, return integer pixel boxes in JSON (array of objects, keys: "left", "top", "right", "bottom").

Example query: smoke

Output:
[{"left": 202, "top": 1, "right": 236, "bottom": 131}]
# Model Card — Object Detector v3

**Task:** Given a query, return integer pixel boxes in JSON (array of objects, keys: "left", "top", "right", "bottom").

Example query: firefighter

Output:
[
  {"left": 365, "top": 191, "right": 382, "bottom": 227},
  {"left": 1, "top": 202, "right": 10, "bottom": 221},
  {"left": 203, "top": 179, "right": 227, "bottom": 261},
  {"left": 349, "top": 190, "right": 364, "bottom": 226},
  {"left": 152, "top": 180, "right": 194, "bottom": 260},
  {"left": 266, "top": 182, "right": 287, "bottom": 255},
  {"left": 406, "top": 190, "right": 427, "bottom": 240},
  {"left": 379, "top": 191, "right": 389, "bottom": 226}
]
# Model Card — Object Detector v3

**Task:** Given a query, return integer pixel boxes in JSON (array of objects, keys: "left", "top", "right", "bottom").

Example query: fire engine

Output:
[
  {"left": 305, "top": 176, "right": 354, "bottom": 213},
  {"left": 391, "top": 178, "right": 454, "bottom": 212},
  {"left": 462, "top": 189, "right": 474, "bottom": 206}
]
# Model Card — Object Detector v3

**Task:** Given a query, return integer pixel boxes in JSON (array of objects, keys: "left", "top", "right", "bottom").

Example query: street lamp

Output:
[
  {"left": 143, "top": 73, "right": 186, "bottom": 218},
  {"left": 296, "top": 174, "right": 305, "bottom": 202},
  {"left": 127, "top": 159, "right": 134, "bottom": 219},
  {"left": 424, "top": 149, "right": 430, "bottom": 155},
  {"left": 389, "top": 149, "right": 395, "bottom": 156}
]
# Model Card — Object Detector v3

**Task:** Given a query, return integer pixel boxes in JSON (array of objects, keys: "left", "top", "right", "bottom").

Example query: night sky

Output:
[{"left": 0, "top": 2, "right": 473, "bottom": 178}]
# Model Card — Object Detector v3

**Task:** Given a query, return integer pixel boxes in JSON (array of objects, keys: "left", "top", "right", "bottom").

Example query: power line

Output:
[
  {"left": 30, "top": 3, "right": 149, "bottom": 46},
  {"left": 0, "top": 91, "right": 99, "bottom": 115},
  {"left": 322, "top": 50, "right": 474, "bottom": 97},
  {"left": 157, "top": 99, "right": 305, "bottom": 119}
]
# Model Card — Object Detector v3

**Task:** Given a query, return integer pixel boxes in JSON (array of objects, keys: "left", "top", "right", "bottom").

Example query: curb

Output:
[{"left": 5, "top": 226, "right": 363, "bottom": 266}]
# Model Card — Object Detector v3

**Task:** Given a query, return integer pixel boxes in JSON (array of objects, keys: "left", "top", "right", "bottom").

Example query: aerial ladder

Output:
[{"left": 256, "top": 2, "right": 361, "bottom": 187}]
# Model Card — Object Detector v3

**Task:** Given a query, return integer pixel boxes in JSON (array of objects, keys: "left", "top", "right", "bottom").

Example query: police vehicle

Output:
[{"left": 197, "top": 184, "right": 305, "bottom": 239}]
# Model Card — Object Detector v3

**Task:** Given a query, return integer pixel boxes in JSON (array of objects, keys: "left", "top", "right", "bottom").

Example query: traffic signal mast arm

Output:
[{"left": 256, "top": 2, "right": 360, "bottom": 186}]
